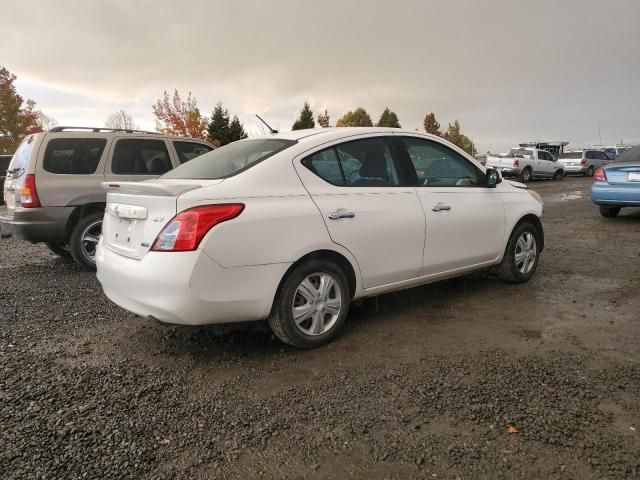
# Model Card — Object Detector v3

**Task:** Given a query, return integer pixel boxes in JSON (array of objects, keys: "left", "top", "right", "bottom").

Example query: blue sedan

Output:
[{"left": 591, "top": 144, "right": 640, "bottom": 217}]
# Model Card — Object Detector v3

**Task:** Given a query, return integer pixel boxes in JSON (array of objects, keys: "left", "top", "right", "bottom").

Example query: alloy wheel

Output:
[
  {"left": 514, "top": 231, "right": 537, "bottom": 274},
  {"left": 291, "top": 272, "right": 342, "bottom": 336},
  {"left": 81, "top": 220, "right": 102, "bottom": 264}
]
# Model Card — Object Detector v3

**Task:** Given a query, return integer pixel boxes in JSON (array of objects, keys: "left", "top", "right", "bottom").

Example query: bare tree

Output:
[
  {"left": 37, "top": 111, "right": 58, "bottom": 131},
  {"left": 105, "top": 110, "right": 139, "bottom": 130}
]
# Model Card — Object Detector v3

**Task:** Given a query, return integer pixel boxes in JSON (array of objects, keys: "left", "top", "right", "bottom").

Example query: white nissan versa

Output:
[{"left": 96, "top": 128, "right": 544, "bottom": 348}]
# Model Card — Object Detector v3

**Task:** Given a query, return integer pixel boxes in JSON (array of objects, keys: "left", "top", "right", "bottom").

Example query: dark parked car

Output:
[{"left": 0, "top": 154, "right": 13, "bottom": 206}]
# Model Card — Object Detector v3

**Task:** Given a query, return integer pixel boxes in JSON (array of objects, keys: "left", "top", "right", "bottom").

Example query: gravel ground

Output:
[{"left": 1, "top": 177, "right": 640, "bottom": 479}]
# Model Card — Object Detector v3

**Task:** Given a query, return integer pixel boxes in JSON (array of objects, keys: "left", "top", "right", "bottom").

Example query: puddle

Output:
[{"left": 544, "top": 190, "right": 583, "bottom": 203}]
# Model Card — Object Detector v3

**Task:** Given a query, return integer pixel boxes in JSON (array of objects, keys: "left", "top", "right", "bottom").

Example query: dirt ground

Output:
[{"left": 1, "top": 176, "right": 640, "bottom": 479}]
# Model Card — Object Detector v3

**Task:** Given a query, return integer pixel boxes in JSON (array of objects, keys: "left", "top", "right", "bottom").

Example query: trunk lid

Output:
[
  {"left": 604, "top": 163, "right": 640, "bottom": 185},
  {"left": 102, "top": 179, "right": 216, "bottom": 259}
]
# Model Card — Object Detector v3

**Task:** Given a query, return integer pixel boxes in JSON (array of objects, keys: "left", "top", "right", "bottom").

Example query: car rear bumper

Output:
[
  {"left": 591, "top": 183, "right": 640, "bottom": 206},
  {"left": 0, "top": 205, "right": 73, "bottom": 242},
  {"left": 562, "top": 165, "right": 588, "bottom": 174},
  {"left": 96, "top": 239, "right": 291, "bottom": 325}
]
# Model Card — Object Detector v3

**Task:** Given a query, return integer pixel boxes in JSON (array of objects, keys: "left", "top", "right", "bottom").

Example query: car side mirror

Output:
[{"left": 485, "top": 168, "right": 501, "bottom": 188}]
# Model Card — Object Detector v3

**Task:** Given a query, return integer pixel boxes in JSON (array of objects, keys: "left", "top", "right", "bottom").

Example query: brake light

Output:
[
  {"left": 513, "top": 159, "right": 520, "bottom": 168},
  {"left": 20, "top": 174, "right": 41, "bottom": 208},
  {"left": 151, "top": 204, "right": 244, "bottom": 252},
  {"left": 593, "top": 168, "right": 607, "bottom": 182},
  {"left": 581, "top": 158, "right": 587, "bottom": 165}
]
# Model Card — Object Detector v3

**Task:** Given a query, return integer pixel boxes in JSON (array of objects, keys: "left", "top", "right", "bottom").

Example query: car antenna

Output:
[{"left": 255, "top": 114, "right": 278, "bottom": 134}]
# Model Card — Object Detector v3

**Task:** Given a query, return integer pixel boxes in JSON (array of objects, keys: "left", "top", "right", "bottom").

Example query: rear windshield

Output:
[
  {"left": 162, "top": 138, "right": 296, "bottom": 179},
  {"left": 7, "top": 135, "right": 36, "bottom": 179},
  {"left": 560, "top": 152, "right": 583, "bottom": 159},
  {"left": 612, "top": 145, "right": 640, "bottom": 164},
  {"left": 507, "top": 148, "right": 534, "bottom": 158}
]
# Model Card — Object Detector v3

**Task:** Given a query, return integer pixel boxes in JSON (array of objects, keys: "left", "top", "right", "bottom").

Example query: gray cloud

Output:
[{"left": 2, "top": 0, "right": 639, "bottom": 150}]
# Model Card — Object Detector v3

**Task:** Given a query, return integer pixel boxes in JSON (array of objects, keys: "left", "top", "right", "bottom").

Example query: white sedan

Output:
[{"left": 96, "top": 128, "right": 544, "bottom": 348}]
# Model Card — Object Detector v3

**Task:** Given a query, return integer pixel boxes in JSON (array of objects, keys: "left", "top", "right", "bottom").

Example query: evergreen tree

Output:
[
  {"left": 228, "top": 115, "right": 248, "bottom": 142},
  {"left": 292, "top": 102, "right": 315, "bottom": 130},
  {"left": 423, "top": 112, "right": 442, "bottom": 136},
  {"left": 335, "top": 107, "right": 373, "bottom": 127},
  {"left": 375, "top": 107, "right": 401, "bottom": 128},
  {"left": 206, "top": 102, "right": 231, "bottom": 146},
  {"left": 443, "top": 120, "right": 477, "bottom": 155},
  {"left": 317, "top": 109, "right": 330, "bottom": 128}
]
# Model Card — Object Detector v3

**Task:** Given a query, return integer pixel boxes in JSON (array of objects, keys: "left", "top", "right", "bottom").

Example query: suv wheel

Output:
[
  {"left": 599, "top": 205, "right": 621, "bottom": 218},
  {"left": 69, "top": 212, "right": 103, "bottom": 270},
  {"left": 586, "top": 166, "right": 595, "bottom": 177},
  {"left": 520, "top": 168, "right": 532, "bottom": 183},
  {"left": 497, "top": 222, "right": 541, "bottom": 283},
  {"left": 268, "top": 259, "right": 350, "bottom": 349},
  {"left": 553, "top": 169, "right": 564, "bottom": 180},
  {"left": 46, "top": 242, "right": 71, "bottom": 258}
]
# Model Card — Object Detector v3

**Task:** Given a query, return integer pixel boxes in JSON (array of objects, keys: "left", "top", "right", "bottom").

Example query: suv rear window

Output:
[
  {"left": 112, "top": 139, "right": 172, "bottom": 175},
  {"left": 173, "top": 141, "right": 214, "bottom": 164},
  {"left": 43, "top": 138, "right": 107, "bottom": 174},
  {"left": 560, "top": 152, "right": 583, "bottom": 159},
  {"left": 162, "top": 138, "right": 296, "bottom": 180},
  {"left": 7, "top": 135, "right": 36, "bottom": 178}
]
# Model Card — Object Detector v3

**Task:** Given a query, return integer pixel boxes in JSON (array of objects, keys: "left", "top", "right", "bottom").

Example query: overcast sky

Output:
[{"left": 2, "top": 0, "right": 639, "bottom": 151}]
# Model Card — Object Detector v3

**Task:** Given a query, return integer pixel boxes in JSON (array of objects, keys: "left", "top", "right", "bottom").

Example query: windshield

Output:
[
  {"left": 612, "top": 144, "right": 640, "bottom": 164},
  {"left": 560, "top": 152, "right": 583, "bottom": 159},
  {"left": 7, "top": 135, "right": 36, "bottom": 179},
  {"left": 507, "top": 148, "right": 534, "bottom": 158},
  {"left": 162, "top": 138, "right": 296, "bottom": 180}
]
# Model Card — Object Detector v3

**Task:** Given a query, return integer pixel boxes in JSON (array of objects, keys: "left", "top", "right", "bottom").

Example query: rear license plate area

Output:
[{"left": 628, "top": 172, "right": 640, "bottom": 182}]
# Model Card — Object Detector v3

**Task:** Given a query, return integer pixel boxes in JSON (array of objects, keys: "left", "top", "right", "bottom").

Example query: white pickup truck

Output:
[{"left": 486, "top": 147, "right": 565, "bottom": 183}]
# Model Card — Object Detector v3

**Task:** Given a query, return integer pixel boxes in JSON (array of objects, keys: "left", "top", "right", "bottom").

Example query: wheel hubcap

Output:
[
  {"left": 292, "top": 272, "right": 342, "bottom": 336},
  {"left": 81, "top": 220, "right": 102, "bottom": 264},
  {"left": 514, "top": 231, "right": 537, "bottom": 274}
]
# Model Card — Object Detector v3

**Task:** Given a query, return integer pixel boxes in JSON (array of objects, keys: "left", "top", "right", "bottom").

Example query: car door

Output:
[
  {"left": 396, "top": 136, "right": 505, "bottom": 276},
  {"left": 537, "top": 151, "right": 556, "bottom": 176},
  {"left": 295, "top": 135, "right": 425, "bottom": 289}
]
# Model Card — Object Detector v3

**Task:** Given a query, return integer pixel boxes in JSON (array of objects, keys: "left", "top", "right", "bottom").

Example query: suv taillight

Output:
[
  {"left": 513, "top": 159, "right": 520, "bottom": 168},
  {"left": 581, "top": 158, "right": 587, "bottom": 165},
  {"left": 20, "top": 174, "right": 41, "bottom": 208},
  {"left": 593, "top": 168, "right": 607, "bottom": 182},
  {"left": 151, "top": 204, "right": 244, "bottom": 252}
]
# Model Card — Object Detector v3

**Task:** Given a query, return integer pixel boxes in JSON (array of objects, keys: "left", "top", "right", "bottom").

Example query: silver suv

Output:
[
  {"left": 0, "top": 127, "right": 214, "bottom": 269},
  {"left": 558, "top": 149, "right": 610, "bottom": 176}
]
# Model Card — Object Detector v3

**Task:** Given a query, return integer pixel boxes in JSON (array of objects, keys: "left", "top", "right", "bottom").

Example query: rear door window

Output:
[
  {"left": 334, "top": 137, "right": 400, "bottom": 186},
  {"left": 173, "top": 141, "right": 214, "bottom": 164},
  {"left": 111, "top": 139, "right": 172, "bottom": 175},
  {"left": 43, "top": 138, "right": 107, "bottom": 174},
  {"left": 302, "top": 149, "right": 344, "bottom": 185}
]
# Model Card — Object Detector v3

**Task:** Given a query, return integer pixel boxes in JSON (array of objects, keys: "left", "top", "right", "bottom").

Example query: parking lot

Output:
[{"left": 1, "top": 177, "right": 639, "bottom": 479}]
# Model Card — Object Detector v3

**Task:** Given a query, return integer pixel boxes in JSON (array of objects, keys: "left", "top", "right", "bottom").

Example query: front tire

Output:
[
  {"left": 599, "top": 205, "right": 621, "bottom": 218},
  {"left": 497, "top": 222, "right": 541, "bottom": 283},
  {"left": 553, "top": 170, "right": 564, "bottom": 180},
  {"left": 69, "top": 212, "right": 103, "bottom": 270},
  {"left": 268, "top": 259, "right": 350, "bottom": 349}
]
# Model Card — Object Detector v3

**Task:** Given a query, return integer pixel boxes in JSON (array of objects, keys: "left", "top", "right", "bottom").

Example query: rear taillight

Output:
[
  {"left": 581, "top": 158, "right": 587, "bottom": 165},
  {"left": 513, "top": 159, "right": 520, "bottom": 168},
  {"left": 151, "top": 204, "right": 244, "bottom": 252},
  {"left": 20, "top": 174, "right": 41, "bottom": 208},
  {"left": 593, "top": 168, "right": 607, "bottom": 182}
]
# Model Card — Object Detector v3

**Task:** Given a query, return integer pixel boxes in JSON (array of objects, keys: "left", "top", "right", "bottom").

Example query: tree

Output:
[
  {"left": 206, "top": 102, "right": 247, "bottom": 146},
  {"left": 317, "top": 109, "right": 330, "bottom": 128},
  {"left": 37, "top": 111, "right": 57, "bottom": 131},
  {"left": 335, "top": 107, "right": 373, "bottom": 127},
  {"left": 443, "top": 120, "right": 477, "bottom": 155},
  {"left": 423, "top": 112, "right": 442, "bottom": 137},
  {"left": 292, "top": 102, "right": 315, "bottom": 130},
  {"left": 0, "top": 67, "right": 44, "bottom": 154},
  {"left": 105, "top": 110, "right": 138, "bottom": 130},
  {"left": 375, "top": 107, "right": 401, "bottom": 128},
  {"left": 152, "top": 89, "right": 207, "bottom": 139}
]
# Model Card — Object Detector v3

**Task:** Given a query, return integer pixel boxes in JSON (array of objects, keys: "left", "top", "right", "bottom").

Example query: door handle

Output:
[
  {"left": 432, "top": 204, "right": 451, "bottom": 212},
  {"left": 328, "top": 210, "right": 356, "bottom": 220}
]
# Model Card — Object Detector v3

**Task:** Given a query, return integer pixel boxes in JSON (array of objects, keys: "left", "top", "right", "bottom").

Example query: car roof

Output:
[{"left": 257, "top": 127, "right": 441, "bottom": 144}]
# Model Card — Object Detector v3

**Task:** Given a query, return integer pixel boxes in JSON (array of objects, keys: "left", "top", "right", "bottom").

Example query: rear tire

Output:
[
  {"left": 497, "top": 221, "right": 541, "bottom": 284},
  {"left": 586, "top": 166, "right": 595, "bottom": 177},
  {"left": 46, "top": 242, "right": 71, "bottom": 258},
  {"left": 69, "top": 212, "right": 103, "bottom": 270},
  {"left": 520, "top": 168, "right": 532, "bottom": 183},
  {"left": 268, "top": 259, "right": 350, "bottom": 349},
  {"left": 599, "top": 205, "right": 621, "bottom": 218}
]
